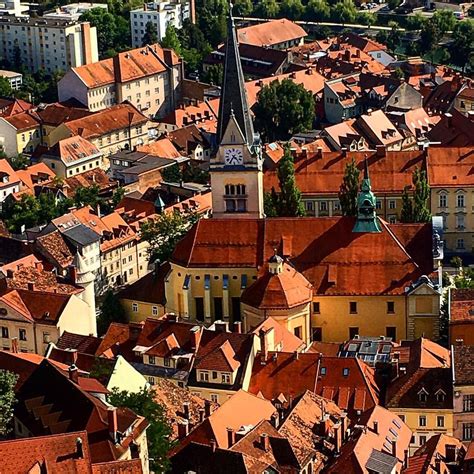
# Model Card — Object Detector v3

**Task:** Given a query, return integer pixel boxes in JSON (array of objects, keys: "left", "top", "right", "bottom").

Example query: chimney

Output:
[
  {"left": 445, "top": 112, "right": 452, "bottom": 128},
  {"left": 344, "top": 49, "right": 351, "bottom": 61},
  {"left": 317, "top": 146, "right": 323, "bottom": 159},
  {"left": 392, "top": 439, "right": 397, "bottom": 458},
  {"left": 376, "top": 145, "right": 386, "bottom": 158},
  {"left": 78, "top": 127, "right": 84, "bottom": 137},
  {"left": 108, "top": 407, "right": 118, "bottom": 444},
  {"left": 68, "top": 364, "right": 79, "bottom": 384},
  {"left": 373, "top": 421, "right": 378, "bottom": 434},
  {"left": 445, "top": 444, "right": 456, "bottom": 462},
  {"left": 76, "top": 437, "right": 84, "bottom": 458},
  {"left": 233, "top": 321, "right": 242, "bottom": 333},
  {"left": 271, "top": 412, "right": 279, "bottom": 429},
  {"left": 260, "top": 433, "right": 270, "bottom": 452},
  {"left": 210, "top": 439, "right": 217, "bottom": 453},
  {"left": 198, "top": 408, "right": 205, "bottom": 423},
  {"left": 27, "top": 282, "right": 34, "bottom": 291},
  {"left": 177, "top": 420, "right": 190, "bottom": 439},
  {"left": 435, "top": 458, "right": 441, "bottom": 472},
  {"left": 404, "top": 449, "right": 409, "bottom": 468},
  {"left": 183, "top": 401, "right": 190, "bottom": 420},
  {"left": 259, "top": 329, "right": 268, "bottom": 363},
  {"left": 227, "top": 427, "right": 236, "bottom": 447},
  {"left": 334, "top": 425, "right": 341, "bottom": 454},
  {"left": 11, "top": 338, "right": 18, "bottom": 353},
  {"left": 190, "top": 326, "right": 200, "bottom": 351},
  {"left": 341, "top": 147, "right": 347, "bottom": 157},
  {"left": 293, "top": 351, "right": 299, "bottom": 360},
  {"left": 6, "top": 269, "right": 13, "bottom": 278},
  {"left": 214, "top": 320, "right": 228, "bottom": 332},
  {"left": 204, "top": 399, "right": 212, "bottom": 418}
]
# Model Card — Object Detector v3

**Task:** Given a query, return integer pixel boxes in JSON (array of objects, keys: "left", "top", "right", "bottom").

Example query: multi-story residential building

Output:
[
  {"left": 0, "top": 70, "right": 22, "bottom": 90},
  {"left": 38, "top": 135, "right": 104, "bottom": 178},
  {"left": 130, "top": 0, "right": 191, "bottom": 47},
  {"left": 427, "top": 147, "right": 474, "bottom": 254},
  {"left": 453, "top": 82, "right": 474, "bottom": 114},
  {"left": 50, "top": 103, "right": 150, "bottom": 157},
  {"left": 0, "top": 159, "right": 20, "bottom": 208},
  {"left": 324, "top": 74, "right": 364, "bottom": 123},
  {"left": 58, "top": 43, "right": 182, "bottom": 118},
  {"left": 386, "top": 366, "right": 453, "bottom": 454},
  {"left": 453, "top": 345, "right": 474, "bottom": 443},
  {"left": 0, "top": 111, "right": 41, "bottom": 156},
  {"left": 0, "top": 16, "right": 98, "bottom": 74}
]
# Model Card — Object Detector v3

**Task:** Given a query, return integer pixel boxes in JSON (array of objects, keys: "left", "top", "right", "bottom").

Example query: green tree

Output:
[
  {"left": 432, "top": 9, "right": 456, "bottom": 35},
  {"left": 108, "top": 387, "right": 173, "bottom": 473},
  {"left": 161, "top": 24, "right": 182, "bottom": 55},
  {"left": 400, "top": 168, "right": 431, "bottom": 223},
  {"left": 254, "top": 79, "right": 315, "bottom": 141},
  {"left": 357, "top": 11, "right": 376, "bottom": 26},
  {"left": 331, "top": 0, "right": 357, "bottom": 24},
  {"left": 161, "top": 163, "right": 182, "bottom": 182},
  {"left": 273, "top": 143, "right": 305, "bottom": 217},
  {"left": 264, "top": 189, "right": 279, "bottom": 217},
  {"left": 7, "top": 154, "right": 29, "bottom": 170},
  {"left": 233, "top": 0, "right": 253, "bottom": 16},
  {"left": 339, "top": 158, "right": 360, "bottom": 217},
  {"left": 406, "top": 12, "right": 426, "bottom": 30},
  {"left": 280, "top": 0, "right": 305, "bottom": 20},
  {"left": 386, "top": 21, "right": 401, "bottom": 51},
  {"left": 387, "top": 0, "right": 401, "bottom": 10},
  {"left": 142, "top": 21, "right": 158, "bottom": 46},
  {"left": 450, "top": 20, "right": 474, "bottom": 71},
  {"left": 202, "top": 63, "right": 223, "bottom": 85},
  {"left": 0, "top": 77, "right": 12, "bottom": 98},
  {"left": 140, "top": 209, "right": 199, "bottom": 263},
  {"left": 0, "top": 370, "right": 18, "bottom": 437},
  {"left": 306, "top": 0, "right": 330, "bottom": 21},
  {"left": 198, "top": 0, "right": 228, "bottom": 47},
  {"left": 3, "top": 194, "right": 40, "bottom": 232},
  {"left": 255, "top": 0, "right": 280, "bottom": 17},
  {"left": 98, "top": 290, "right": 128, "bottom": 335},
  {"left": 111, "top": 187, "right": 125, "bottom": 208},
  {"left": 419, "top": 18, "right": 441, "bottom": 56},
  {"left": 74, "top": 185, "right": 100, "bottom": 208}
]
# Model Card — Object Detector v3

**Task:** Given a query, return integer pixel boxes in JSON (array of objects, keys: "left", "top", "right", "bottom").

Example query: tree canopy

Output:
[
  {"left": 142, "top": 21, "right": 158, "bottom": 46},
  {"left": 339, "top": 158, "right": 360, "bottom": 217},
  {"left": 98, "top": 290, "right": 128, "bottom": 335},
  {"left": 254, "top": 79, "right": 315, "bottom": 142},
  {"left": 400, "top": 168, "right": 431, "bottom": 223},
  {"left": 0, "top": 370, "right": 18, "bottom": 437}
]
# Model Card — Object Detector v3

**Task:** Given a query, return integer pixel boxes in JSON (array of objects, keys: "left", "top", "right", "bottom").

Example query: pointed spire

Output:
[{"left": 216, "top": 3, "right": 256, "bottom": 147}]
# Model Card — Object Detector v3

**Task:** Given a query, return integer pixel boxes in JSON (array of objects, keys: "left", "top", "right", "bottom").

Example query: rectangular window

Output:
[
  {"left": 386, "top": 327, "right": 397, "bottom": 341},
  {"left": 210, "top": 393, "right": 218, "bottom": 403},
  {"left": 457, "top": 194, "right": 465, "bottom": 208},
  {"left": 164, "top": 358, "right": 170, "bottom": 367},
  {"left": 313, "top": 302, "right": 320, "bottom": 314},
  {"left": 320, "top": 201, "right": 328, "bottom": 211},
  {"left": 148, "top": 356, "right": 156, "bottom": 365},
  {"left": 419, "top": 435, "right": 427, "bottom": 446},
  {"left": 376, "top": 200, "right": 382, "bottom": 210},
  {"left": 42, "top": 332, "right": 50, "bottom": 343},
  {"left": 214, "top": 297, "right": 223, "bottom": 320},
  {"left": 437, "top": 416, "right": 445, "bottom": 427},
  {"left": 312, "top": 327, "right": 322, "bottom": 341},
  {"left": 195, "top": 297, "right": 204, "bottom": 322},
  {"left": 152, "top": 306, "right": 158, "bottom": 316},
  {"left": 212, "top": 371, "right": 218, "bottom": 379},
  {"left": 387, "top": 301, "right": 395, "bottom": 313},
  {"left": 462, "top": 423, "right": 474, "bottom": 441},
  {"left": 349, "top": 327, "right": 359, "bottom": 339},
  {"left": 1, "top": 327, "right": 8, "bottom": 339},
  {"left": 19, "top": 329, "right": 26, "bottom": 341},
  {"left": 132, "top": 303, "right": 138, "bottom": 312},
  {"left": 439, "top": 194, "right": 447, "bottom": 208},
  {"left": 349, "top": 301, "right": 357, "bottom": 314},
  {"left": 419, "top": 416, "right": 427, "bottom": 427},
  {"left": 222, "top": 373, "right": 231, "bottom": 384},
  {"left": 200, "top": 371, "right": 209, "bottom": 382},
  {"left": 463, "top": 395, "right": 474, "bottom": 412},
  {"left": 294, "top": 326, "right": 302, "bottom": 339},
  {"left": 389, "top": 200, "right": 396, "bottom": 209}
]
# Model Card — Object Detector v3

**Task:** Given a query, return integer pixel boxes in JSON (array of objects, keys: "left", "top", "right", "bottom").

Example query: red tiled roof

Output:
[
  {"left": 172, "top": 217, "right": 433, "bottom": 297},
  {"left": 0, "top": 159, "right": 20, "bottom": 187},
  {"left": 92, "top": 459, "right": 143, "bottom": 473},
  {"left": 65, "top": 103, "right": 148, "bottom": 139},
  {"left": 453, "top": 344, "right": 474, "bottom": 385},
  {"left": 138, "top": 138, "right": 182, "bottom": 159},
  {"left": 237, "top": 19, "right": 307, "bottom": 47},
  {"left": 36, "top": 230, "right": 74, "bottom": 270},
  {"left": 0, "top": 431, "right": 92, "bottom": 473},
  {"left": 3, "top": 111, "right": 40, "bottom": 131},
  {"left": 45, "top": 135, "right": 101, "bottom": 164},
  {"left": 426, "top": 147, "right": 474, "bottom": 187},
  {"left": 35, "top": 102, "right": 92, "bottom": 126},
  {"left": 241, "top": 262, "right": 313, "bottom": 310},
  {"left": 427, "top": 109, "right": 474, "bottom": 146},
  {"left": 0, "top": 98, "right": 33, "bottom": 117},
  {"left": 16, "top": 163, "right": 55, "bottom": 191},
  {"left": 450, "top": 288, "right": 474, "bottom": 323},
  {"left": 252, "top": 317, "right": 305, "bottom": 353}
]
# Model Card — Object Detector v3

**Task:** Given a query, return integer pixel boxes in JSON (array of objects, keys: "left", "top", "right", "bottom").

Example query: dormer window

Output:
[
  {"left": 435, "top": 389, "right": 446, "bottom": 402},
  {"left": 418, "top": 388, "right": 429, "bottom": 402}
]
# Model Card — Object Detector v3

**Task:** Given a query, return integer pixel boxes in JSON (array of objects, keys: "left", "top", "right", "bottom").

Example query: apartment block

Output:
[
  {"left": 130, "top": 0, "right": 192, "bottom": 47},
  {"left": 58, "top": 43, "right": 182, "bottom": 119},
  {"left": 0, "top": 16, "right": 98, "bottom": 74}
]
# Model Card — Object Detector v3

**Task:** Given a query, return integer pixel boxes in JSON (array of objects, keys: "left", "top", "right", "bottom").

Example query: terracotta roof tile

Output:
[
  {"left": 45, "top": 135, "right": 101, "bottom": 164},
  {"left": 450, "top": 288, "right": 474, "bottom": 323},
  {"left": 36, "top": 230, "right": 74, "bottom": 270},
  {"left": 0, "top": 431, "right": 92, "bottom": 473},
  {"left": 0, "top": 97, "right": 33, "bottom": 117},
  {"left": 241, "top": 261, "right": 313, "bottom": 310},
  {"left": 35, "top": 102, "right": 92, "bottom": 126},
  {"left": 251, "top": 317, "right": 305, "bottom": 353},
  {"left": 138, "top": 138, "right": 182, "bottom": 158},
  {"left": 426, "top": 147, "right": 474, "bottom": 187},
  {"left": 16, "top": 163, "right": 55, "bottom": 191},
  {"left": 237, "top": 19, "right": 307, "bottom": 47},
  {"left": 56, "top": 330, "right": 102, "bottom": 354},
  {"left": 0, "top": 159, "right": 20, "bottom": 187},
  {"left": 3, "top": 111, "right": 40, "bottom": 131},
  {"left": 92, "top": 459, "right": 143, "bottom": 473},
  {"left": 453, "top": 345, "right": 474, "bottom": 385},
  {"left": 427, "top": 110, "right": 474, "bottom": 146}
]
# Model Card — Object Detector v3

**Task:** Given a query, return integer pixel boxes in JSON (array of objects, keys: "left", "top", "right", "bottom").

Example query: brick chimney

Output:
[
  {"left": 373, "top": 421, "right": 378, "bottom": 434},
  {"left": 190, "top": 326, "right": 200, "bottom": 351},
  {"left": 183, "top": 401, "right": 190, "bottom": 420},
  {"left": 177, "top": 420, "right": 189, "bottom": 439},
  {"left": 204, "top": 399, "right": 212, "bottom": 418},
  {"left": 227, "top": 427, "right": 235, "bottom": 447},
  {"left": 27, "top": 282, "right": 35, "bottom": 291},
  {"left": 198, "top": 408, "right": 205, "bottom": 423},
  {"left": 68, "top": 364, "right": 79, "bottom": 384},
  {"left": 108, "top": 407, "right": 118, "bottom": 444},
  {"left": 76, "top": 437, "right": 84, "bottom": 458},
  {"left": 260, "top": 433, "right": 270, "bottom": 452},
  {"left": 376, "top": 145, "right": 386, "bottom": 158},
  {"left": 233, "top": 321, "right": 242, "bottom": 333},
  {"left": 392, "top": 439, "right": 397, "bottom": 458},
  {"left": 259, "top": 329, "right": 268, "bottom": 363}
]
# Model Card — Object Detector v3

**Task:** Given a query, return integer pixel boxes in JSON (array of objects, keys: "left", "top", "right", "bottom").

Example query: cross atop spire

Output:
[{"left": 216, "top": 3, "right": 256, "bottom": 148}]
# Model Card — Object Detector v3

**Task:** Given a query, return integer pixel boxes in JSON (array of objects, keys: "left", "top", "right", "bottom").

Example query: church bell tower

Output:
[{"left": 210, "top": 5, "right": 264, "bottom": 219}]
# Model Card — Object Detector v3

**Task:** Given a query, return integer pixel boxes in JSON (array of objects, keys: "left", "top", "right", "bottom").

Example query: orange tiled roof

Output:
[
  {"left": 0, "top": 431, "right": 92, "bottom": 473},
  {"left": 450, "top": 288, "right": 474, "bottom": 323},
  {"left": 3, "top": 111, "right": 40, "bottom": 131},
  {"left": 0, "top": 159, "right": 20, "bottom": 189},
  {"left": 426, "top": 146, "right": 474, "bottom": 187},
  {"left": 172, "top": 217, "right": 433, "bottom": 297},
  {"left": 92, "top": 459, "right": 143, "bottom": 473},
  {"left": 16, "top": 163, "right": 55, "bottom": 191},
  {"left": 252, "top": 317, "right": 305, "bottom": 353},
  {"left": 64, "top": 169, "right": 118, "bottom": 197},
  {"left": 355, "top": 109, "right": 403, "bottom": 146},
  {"left": 73, "top": 43, "right": 179, "bottom": 88},
  {"left": 237, "top": 19, "right": 307, "bottom": 47},
  {"left": 64, "top": 103, "right": 148, "bottom": 139},
  {"left": 0, "top": 97, "right": 33, "bottom": 117},
  {"left": 164, "top": 191, "right": 212, "bottom": 216},
  {"left": 36, "top": 230, "right": 74, "bottom": 270},
  {"left": 46, "top": 135, "right": 101, "bottom": 164},
  {"left": 241, "top": 261, "right": 313, "bottom": 310},
  {"left": 138, "top": 137, "right": 183, "bottom": 158}
]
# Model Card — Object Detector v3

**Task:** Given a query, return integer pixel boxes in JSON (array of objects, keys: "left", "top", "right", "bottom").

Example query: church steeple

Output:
[
  {"left": 216, "top": 4, "right": 256, "bottom": 148},
  {"left": 353, "top": 158, "right": 381, "bottom": 233}
]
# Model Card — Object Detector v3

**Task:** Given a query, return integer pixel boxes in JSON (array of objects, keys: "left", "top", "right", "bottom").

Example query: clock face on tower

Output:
[{"left": 224, "top": 147, "right": 244, "bottom": 166}]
